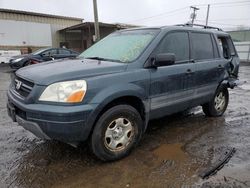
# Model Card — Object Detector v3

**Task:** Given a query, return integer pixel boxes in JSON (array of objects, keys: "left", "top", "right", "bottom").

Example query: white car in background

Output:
[{"left": 0, "top": 50, "right": 21, "bottom": 64}]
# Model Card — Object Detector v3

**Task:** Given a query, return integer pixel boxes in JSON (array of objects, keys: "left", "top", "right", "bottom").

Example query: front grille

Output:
[{"left": 13, "top": 76, "right": 34, "bottom": 98}]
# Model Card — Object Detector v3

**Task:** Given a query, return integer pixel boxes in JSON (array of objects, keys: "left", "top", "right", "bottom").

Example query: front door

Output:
[
  {"left": 149, "top": 31, "right": 195, "bottom": 119},
  {"left": 41, "top": 49, "right": 58, "bottom": 61}
]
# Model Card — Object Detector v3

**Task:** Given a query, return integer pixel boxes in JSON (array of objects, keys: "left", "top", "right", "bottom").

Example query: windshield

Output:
[
  {"left": 32, "top": 48, "right": 49, "bottom": 55},
  {"left": 79, "top": 29, "right": 159, "bottom": 63}
]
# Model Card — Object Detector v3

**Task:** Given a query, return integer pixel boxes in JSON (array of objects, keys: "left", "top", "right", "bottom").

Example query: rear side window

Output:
[
  {"left": 217, "top": 36, "right": 236, "bottom": 59},
  {"left": 191, "top": 33, "right": 214, "bottom": 60},
  {"left": 59, "top": 49, "right": 71, "bottom": 55},
  {"left": 155, "top": 32, "right": 190, "bottom": 62},
  {"left": 42, "top": 49, "right": 57, "bottom": 56}
]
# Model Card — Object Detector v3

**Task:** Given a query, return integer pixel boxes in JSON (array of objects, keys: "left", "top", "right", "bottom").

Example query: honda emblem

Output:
[{"left": 15, "top": 80, "right": 22, "bottom": 90}]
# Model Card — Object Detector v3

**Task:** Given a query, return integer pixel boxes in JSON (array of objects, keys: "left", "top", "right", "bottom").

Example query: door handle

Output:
[
  {"left": 186, "top": 69, "right": 194, "bottom": 75},
  {"left": 217, "top": 65, "right": 224, "bottom": 69},
  {"left": 190, "top": 59, "right": 195, "bottom": 63}
]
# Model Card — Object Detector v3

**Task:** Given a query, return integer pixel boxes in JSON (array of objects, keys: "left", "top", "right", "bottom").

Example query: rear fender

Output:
[{"left": 221, "top": 78, "right": 240, "bottom": 89}]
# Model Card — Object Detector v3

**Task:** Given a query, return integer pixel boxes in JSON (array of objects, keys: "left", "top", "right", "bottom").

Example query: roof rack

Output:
[{"left": 175, "top": 23, "right": 223, "bottom": 31}]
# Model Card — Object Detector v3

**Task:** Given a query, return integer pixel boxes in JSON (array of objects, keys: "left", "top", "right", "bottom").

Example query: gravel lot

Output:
[{"left": 0, "top": 63, "right": 250, "bottom": 188}]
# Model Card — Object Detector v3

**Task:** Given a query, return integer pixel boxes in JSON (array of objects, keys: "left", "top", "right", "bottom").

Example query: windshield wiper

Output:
[
  {"left": 85, "top": 57, "right": 107, "bottom": 61},
  {"left": 85, "top": 57, "right": 124, "bottom": 63}
]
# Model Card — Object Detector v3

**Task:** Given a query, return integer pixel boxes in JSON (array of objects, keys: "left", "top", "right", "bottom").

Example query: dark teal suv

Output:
[{"left": 7, "top": 25, "right": 240, "bottom": 161}]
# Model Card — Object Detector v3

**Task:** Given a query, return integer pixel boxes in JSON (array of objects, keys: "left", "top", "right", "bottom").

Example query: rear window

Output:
[
  {"left": 59, "top": 49, "right": 71, "bottom": 55},
  {"left": 192, "top": 33, "right": 214, "bottom": 60}
]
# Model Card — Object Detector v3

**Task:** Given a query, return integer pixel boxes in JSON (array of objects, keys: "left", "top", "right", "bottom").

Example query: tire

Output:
[
  {"left": 90, "top": 105, "right": 143, "bottom": 161},
  {"left": 202, "top": 85, "right": 229, "bottom": 117}
]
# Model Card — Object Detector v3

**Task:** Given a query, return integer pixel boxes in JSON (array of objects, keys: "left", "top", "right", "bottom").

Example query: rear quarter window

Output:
[
  {"left": 59, "top": 49, "right": 71, "bottom": 55},
  {"left": 217, "top": 36, "right": 236, "bottom": 59}
]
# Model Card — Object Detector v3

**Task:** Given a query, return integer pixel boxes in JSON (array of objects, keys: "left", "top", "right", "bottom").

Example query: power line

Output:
[
  {"left": 126, "top": 6, "right": 189, "bottom": 23},
  {"left": 134, "top": 9, "right": 189, "bottom": 23},
  {"left": 210, "top": 3, "right": 250, "bottom": 8},
  {"left": 124, "top": 1, "right": 249, "bottom": 26},
  {"left": 195, "top": 0, "right": 250, "bottom": 7},
  {"left": 210, "top": 18, "right": 250, "bottom": 21},
  {"left": 196, "top": 20, "right": 250, "bottom": 27}
]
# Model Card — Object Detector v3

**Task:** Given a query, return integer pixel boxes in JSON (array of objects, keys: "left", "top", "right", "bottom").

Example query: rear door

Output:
[
  {"left": 190, "top": 32, "right": 223, "bottom": 106},
  {"left": 56, "top": 49, "right": 74, "bottom": 59},
  {"left": 149, "top": 31, "right": 195, "bottom": 119}
]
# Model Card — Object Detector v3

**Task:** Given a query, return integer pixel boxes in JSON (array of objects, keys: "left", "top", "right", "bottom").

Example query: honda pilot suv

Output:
[{"left": 7, "top": 25, "right": 240, "bottom": 161}]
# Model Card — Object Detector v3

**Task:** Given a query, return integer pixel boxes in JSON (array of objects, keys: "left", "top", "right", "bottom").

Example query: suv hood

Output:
[{"left": 16, "top": 58, "right": 127, "bottom": 85}]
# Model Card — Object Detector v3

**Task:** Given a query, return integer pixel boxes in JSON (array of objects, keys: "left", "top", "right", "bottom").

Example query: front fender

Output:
[
  {"left": 89, "top": 83, "right": 147, "bottom": 104},
  {"left": 83, "top": 83, "right": 150, "bottom": 139}
]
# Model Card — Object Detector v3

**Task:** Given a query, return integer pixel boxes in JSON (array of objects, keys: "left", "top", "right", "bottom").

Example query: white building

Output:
[{"left": 0, "top": 8, "right": 83, "bottom": 53}]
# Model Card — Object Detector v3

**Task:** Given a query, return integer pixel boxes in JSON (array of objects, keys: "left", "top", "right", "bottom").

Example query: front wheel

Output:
[
  {"left": 90, "top": 105, "right": 143, "bottom": 161},
  {"left": 202, "top": 85, "right": 229, "bottom": 117}
]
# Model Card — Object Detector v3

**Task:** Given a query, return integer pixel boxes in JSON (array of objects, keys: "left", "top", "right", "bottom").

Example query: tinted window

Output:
[
  {"left": 192, "top": 33, "right": 214, "bottom": 60},
  {"left": 227, "top": 38, "right": 236, "bottom": 55},
  {"left": 32, "top": 48, "right": 49, "bottom": 55},
  {"left": 212, "top": 36, "right": 220, "bottom": 58},
  {"left": 59, "top": 49, "right": 71, "bottom": 55},
  {"left": 42, "top": 49, "right": 57, "bottom": 56},
  {"left": 156, "top": 32, "right": 189, "bottom": 62}
]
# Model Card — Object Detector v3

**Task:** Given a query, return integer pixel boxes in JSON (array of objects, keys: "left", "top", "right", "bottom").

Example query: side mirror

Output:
[
  {"left": 153, "top": 53, "right": 176, "bottom": 67},
  {"left": 41, "top": 52, "right": 51, "bottom": 57}
]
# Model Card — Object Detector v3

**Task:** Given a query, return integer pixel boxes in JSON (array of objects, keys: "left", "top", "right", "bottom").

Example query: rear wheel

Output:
[
  {"left": 90, "top": 105, "right": 143, "bottom": 161},
  {"left": 202, "top": 85, "right": 229, "bottom": 117}
]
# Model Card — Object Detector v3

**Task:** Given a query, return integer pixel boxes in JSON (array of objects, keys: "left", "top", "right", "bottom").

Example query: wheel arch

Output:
[{"left": 85, "top": 94, "right": 149, "bottom": 140}]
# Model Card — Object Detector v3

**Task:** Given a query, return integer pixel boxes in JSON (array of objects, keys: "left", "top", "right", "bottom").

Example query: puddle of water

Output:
[{"left": 153, "top": 143, "right": 188, "bottom": 161}]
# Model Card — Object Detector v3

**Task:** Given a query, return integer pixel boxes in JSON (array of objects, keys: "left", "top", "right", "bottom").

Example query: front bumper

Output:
[
  {"left": 16, "top": 115, "right": 51, "bottom": 139},
  {"left": 9, "top": 62, "right": 21, "bottom": 70},
  {"left": 7, "top": 90, "right": 98, "bottom": 142}
]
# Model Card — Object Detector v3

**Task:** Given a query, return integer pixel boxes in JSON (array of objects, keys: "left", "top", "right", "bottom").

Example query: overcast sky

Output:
[{"left": 0, "top": 0, "right": 249, "bottom": 30}]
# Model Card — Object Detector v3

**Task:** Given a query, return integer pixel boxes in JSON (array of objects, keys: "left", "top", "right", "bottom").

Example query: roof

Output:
[
  {"left": 163, "top": 25, "right": 228, "bottom": 35},
  {"left": 0, "top": 8, "right": 83, "bottom": 21},
  {"left": 121, "top": 25, "right": 228, "bottom": 35},
  {"left": 60, "top": 22, "right": 139, "bottom": 31}
]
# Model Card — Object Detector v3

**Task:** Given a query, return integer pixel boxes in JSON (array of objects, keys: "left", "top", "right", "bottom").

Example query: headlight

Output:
[
  {"left": 39, "top": 80, "right": 87, "bottom": 103},
  {"left": 12, "top": 58, "right": 24, "bottom": 62}
]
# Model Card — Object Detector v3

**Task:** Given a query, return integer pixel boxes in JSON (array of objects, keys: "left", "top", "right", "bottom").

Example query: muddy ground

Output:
[{"left": 0, "top": 63, "right": 250, "bottom": 188}]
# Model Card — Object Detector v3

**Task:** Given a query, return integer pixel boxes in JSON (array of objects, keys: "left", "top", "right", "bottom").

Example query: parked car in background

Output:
[
  {"left": 0, "top": 50, "right": 21, "bottom": 64},
  {"left": 9, "top": 48, "right": 79, "bottom": 69}
]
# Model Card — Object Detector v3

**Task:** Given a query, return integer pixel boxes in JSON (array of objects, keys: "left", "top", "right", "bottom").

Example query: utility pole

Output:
[
  {"left": 205, "top": 4, "right": 210, "bottom": 27},
  {"left": 190, "top": 6, "right": 199, "bottom": 26},
  {"left": 93, "top": 0, "right": 100, "bottom": 42}
]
